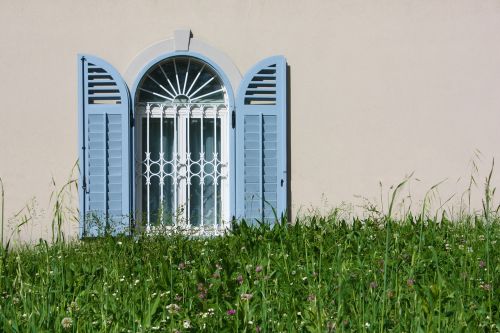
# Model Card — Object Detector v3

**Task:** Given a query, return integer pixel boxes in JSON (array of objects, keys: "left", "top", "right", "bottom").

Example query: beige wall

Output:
[{"left": 1, "top": 0, "right": 500, "bottom": 243}]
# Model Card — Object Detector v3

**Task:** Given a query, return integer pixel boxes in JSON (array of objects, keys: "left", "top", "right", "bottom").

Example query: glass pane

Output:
[
  {"left": 187, "top": 117, "right": 222, "bottom": 226},
  {"left": 162, "top": 118, "right": 175, "bottom": 225},
  {"left": 203, "top": 118, "right": 215, "bottom": 225},
  {"left": 142, "top": 117, "right": 177, "bottom": 226},
  {"left": 216, "top": 120, "right": 221, "bottom": 225},
  {"left": 136, "top": 56, "right": 225, "bottom": 104},
  {"left": 143, "top": 118, "right": 160, "bottom": 225},
  {"left": 189, "top": 118, "right": 201, "bottom": 226}
]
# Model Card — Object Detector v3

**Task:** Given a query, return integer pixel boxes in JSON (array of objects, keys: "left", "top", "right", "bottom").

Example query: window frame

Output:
[{"left": 129, "top": 52, "right": 237, "bottom": 230}]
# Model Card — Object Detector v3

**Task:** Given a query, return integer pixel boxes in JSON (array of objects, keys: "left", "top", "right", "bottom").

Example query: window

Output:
[
  {"left": 78, "top": 32, "right": 288, "bottom": 237},
  {"left": 135, "top": 57, "right": 229, "bottom": 231}
]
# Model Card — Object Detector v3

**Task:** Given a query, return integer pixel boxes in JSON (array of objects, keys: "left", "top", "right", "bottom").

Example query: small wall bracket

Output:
[{"left": 174, "top": 29, "right": 192, "bottom": 51}]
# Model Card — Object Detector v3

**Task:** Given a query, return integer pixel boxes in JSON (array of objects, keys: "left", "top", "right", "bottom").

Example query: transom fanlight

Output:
[{"left": 136, "top": 57, "right": 226, "bottom": 104}]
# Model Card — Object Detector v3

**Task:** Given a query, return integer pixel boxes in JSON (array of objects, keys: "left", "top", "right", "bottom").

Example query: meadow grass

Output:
[{"left": 0, "top": 213, "right": 498, "bottom": 332}]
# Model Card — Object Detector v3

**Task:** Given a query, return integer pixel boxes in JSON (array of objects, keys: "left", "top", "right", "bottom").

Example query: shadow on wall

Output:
[
  {"left": 1, "top": 177, "right": 4, "bottom": 248},
  {"left": 287, "top": 64, "right": 292, "bottom": 222}
]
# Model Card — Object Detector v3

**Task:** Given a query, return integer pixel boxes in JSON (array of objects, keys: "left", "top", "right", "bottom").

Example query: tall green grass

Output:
[
  {"left": 0, "top": 160, "right": 498, "bottom": 332},
  {"left": 0, "top": 213, "right": 498, "bottom": 332}
]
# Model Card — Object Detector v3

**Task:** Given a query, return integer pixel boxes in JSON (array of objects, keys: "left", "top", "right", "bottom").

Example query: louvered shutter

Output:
[
  {"left": 235, "top": 56, "right": 288, "bottom": 224},
  {"left": 78, "top": 55, "right": 131, "bottom": 237}
]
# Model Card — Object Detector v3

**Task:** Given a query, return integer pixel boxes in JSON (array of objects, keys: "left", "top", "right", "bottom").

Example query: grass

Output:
[
  {"left": 0, "top": 214, "right": 498, "bottom": 332},
  {"left": 0, "top": 159, "right": 498, "bottom": 332}
]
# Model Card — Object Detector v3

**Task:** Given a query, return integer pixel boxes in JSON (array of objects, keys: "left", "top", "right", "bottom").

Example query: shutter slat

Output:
[
  {"left": 88, "top": 87, "right": 120, "bottom": 91},
  {"left": 251, "top": 74, "right": 275, "bottom": 78},
  {"left": 88, "top": 79, "right": 118, "bottom": 84}
]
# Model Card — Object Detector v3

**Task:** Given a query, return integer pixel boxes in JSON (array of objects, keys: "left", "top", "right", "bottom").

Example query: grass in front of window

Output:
[
  {"left": 0, "top": 213, "right": 498, "bottom": 332},
  {"left": 1, "top": 161, "right": 499, "bottom": 332}
]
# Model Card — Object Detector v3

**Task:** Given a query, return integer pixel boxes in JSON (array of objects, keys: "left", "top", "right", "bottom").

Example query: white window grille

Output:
[{"left": 135, "top": 57, "right": 230, "bottom": 235}]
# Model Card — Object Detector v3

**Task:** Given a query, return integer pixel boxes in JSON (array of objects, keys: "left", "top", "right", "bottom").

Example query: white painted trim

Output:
[{"left": 124, "top": 36, "right": 243, "bottom": 94}]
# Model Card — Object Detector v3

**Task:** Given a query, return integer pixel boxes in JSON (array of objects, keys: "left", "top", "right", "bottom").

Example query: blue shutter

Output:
[
  {"left": 78, "top": 55, "right": 131, "bottom": 237},
  {"left": 236, "top": 56, "right": 287, "bottom": 224}
]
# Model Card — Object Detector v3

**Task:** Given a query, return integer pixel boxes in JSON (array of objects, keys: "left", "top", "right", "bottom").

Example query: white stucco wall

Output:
[{"left": 1, "top": 0, "right": 500, "bottom": 243}]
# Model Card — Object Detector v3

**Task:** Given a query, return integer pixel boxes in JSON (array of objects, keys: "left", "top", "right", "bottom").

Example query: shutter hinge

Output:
[
  {"left": 130, "top": 117, "right": 135, "bottom": 127},
  {"left": 231, "top": 110, "right": 236, "bottom": 128},
  {"left": 82, "top": 175, "right": 88, "bottom": 193}
]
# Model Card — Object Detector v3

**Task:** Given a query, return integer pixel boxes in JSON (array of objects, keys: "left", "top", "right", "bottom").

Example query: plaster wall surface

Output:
[{"left": 1, "top": 0, "right": 500, "bottom": 242}]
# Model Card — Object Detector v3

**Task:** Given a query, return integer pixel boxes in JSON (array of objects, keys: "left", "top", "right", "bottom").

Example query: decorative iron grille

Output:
[{"left": 136, "top": 57, "right": 229, "bottom": 234}]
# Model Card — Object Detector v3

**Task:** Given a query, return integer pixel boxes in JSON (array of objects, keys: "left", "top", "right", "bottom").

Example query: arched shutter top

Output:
[
  {"left": 237, "top": 55, "right": 286, "bottom": 112},
  {"left": 80, "top": 54, "right": 129, "bottom": 107}
]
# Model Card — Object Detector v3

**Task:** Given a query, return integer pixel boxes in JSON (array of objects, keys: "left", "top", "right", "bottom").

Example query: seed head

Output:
[{"left": 61, "top": 317, "right": 73, "bottom": 330}]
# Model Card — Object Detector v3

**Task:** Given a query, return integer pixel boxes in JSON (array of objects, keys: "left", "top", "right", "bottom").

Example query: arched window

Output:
[
  {"left": 135, "top": 57, "right": 230, "bottom": 231},
  {"left": 77, "top": 30, "right": 288, "bottom": 237}
]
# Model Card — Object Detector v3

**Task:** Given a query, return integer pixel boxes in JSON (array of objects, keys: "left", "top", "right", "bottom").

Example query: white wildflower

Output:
[
  {"left": 166, "top": 303, "right": 181, "bottom": 313},
  {"left": 241, "top": 293, "right": 253, "bottom": 301}
]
